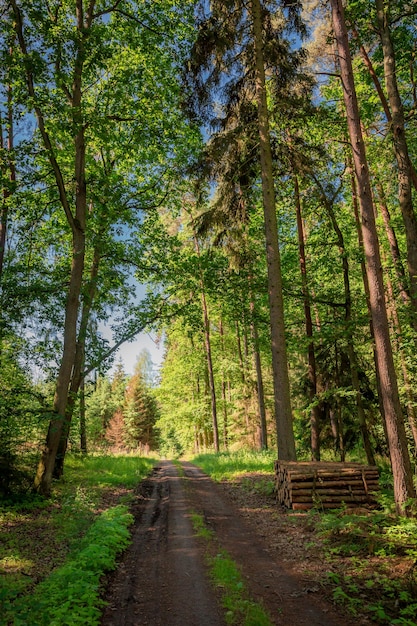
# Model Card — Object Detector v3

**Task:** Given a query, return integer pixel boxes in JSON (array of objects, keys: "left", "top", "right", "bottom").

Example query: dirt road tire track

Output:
[
  {"left": 101, "top": 460, "right": 357, "bottom": 625},
  {"left": 101, "top": 460, "right": 224, "bottom": 626}
]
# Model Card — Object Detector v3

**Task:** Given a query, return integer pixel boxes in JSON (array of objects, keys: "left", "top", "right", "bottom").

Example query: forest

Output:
[
  {"left": 0, "top": 0, "right": 417, "bottom": 626},
  {"left": 1, "top": 0, "right": 417, "bottom": 623}
]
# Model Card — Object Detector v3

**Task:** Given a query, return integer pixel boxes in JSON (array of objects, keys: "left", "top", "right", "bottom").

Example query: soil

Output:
[{"left": 100, "top": 460, "right": 372, "bottom": 626}]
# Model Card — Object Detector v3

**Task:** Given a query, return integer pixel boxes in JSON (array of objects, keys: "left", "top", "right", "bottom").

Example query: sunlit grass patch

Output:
[
  {"left": 190, "top": 511, "right": 214, "bottom": 540},
  {"left": 0, "top": 555, "right": 33, "bottom": 573},
  {"left": 210, "top": 551, "right": 272, "bottom": 626},
  {"left": 11, "top": 505, "right": 133, "bottom": 626},
  {"left": 190, "top": 449, "right": 276, "bottom": 482},
  {"left": 0, "top": 453, "right": 156, "bottom": 626},
  {"left": 62, "top": 454, "right": 156, "bottom": 490}
]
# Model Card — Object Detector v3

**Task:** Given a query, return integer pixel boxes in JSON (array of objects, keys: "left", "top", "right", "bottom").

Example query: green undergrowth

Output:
[
  {"left": 191, "top": 512, "right": 272, "bottom": 626},
  {"left": 191, "top": 449, "right": 276, "bottom": 482},
  {"left": 11, "top": 505, "right": 133, "bottom": 626},
  {"left": 190, "top": 450, "right": 417, "bottom": 625},
  {"left": 0, "top": 453, "right": 156, "bottom": 625},
  {"left": 313, "top": 507, "right": 417, "bottom": 625}
]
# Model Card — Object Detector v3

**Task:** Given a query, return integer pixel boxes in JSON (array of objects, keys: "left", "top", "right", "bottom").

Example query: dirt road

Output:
[{"left": 101, "top": 461, "right": 358, "bottom": 626}]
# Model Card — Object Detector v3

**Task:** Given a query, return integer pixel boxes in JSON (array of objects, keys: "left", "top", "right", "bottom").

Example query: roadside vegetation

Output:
[
  {"left": 191, "top": 511, "right": 273, "bottom": 626},
  {"left": 2, "top": 449, "right": 417, "bottom": 625},
  {"left": 192, "top": 450, "right": 417, "bottom": 625},
  {"left": 0, "top": 454, "right": 155, "bottom": 626}
]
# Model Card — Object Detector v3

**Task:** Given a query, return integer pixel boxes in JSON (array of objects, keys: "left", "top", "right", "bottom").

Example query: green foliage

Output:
[
  {"left": 190, "top": 512, "right": 272, "bottom": 626},
  {"left": 0, "top": 339, "right": 46, "bottom": 496},
  {"left": 62, "top": 454, "right": 156, "bottom": 491},
  {"left": 210, "top": 551, "right": 272, "bottom": 626},
  {"left": 11, "top": 506, "right": 133, "bottom": 626},
  {"left": 191, "top": 450, "right": 277, "bottom": 482},
  {"left": 123, "top": 365, "right": 159, "bottom": 451},
  {"left": 315, "top": 507, "right": 417, "bottom": 623},
  {"left": 0, "top": 454, "right": 155, "bottom": 625}
]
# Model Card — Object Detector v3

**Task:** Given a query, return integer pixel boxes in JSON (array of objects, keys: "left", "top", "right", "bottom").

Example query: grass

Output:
[
  {"left": 0, "top": 453, "right": 156, "bottom": 626},
  {"left": 190, "top": 511, "right": 272, "bottom": 626},
  {"left": 191, "top": 449, "right": 417, "bottom": 626},
  {"left": 191, "top": 449, "right": 277, "bottom": 482}
]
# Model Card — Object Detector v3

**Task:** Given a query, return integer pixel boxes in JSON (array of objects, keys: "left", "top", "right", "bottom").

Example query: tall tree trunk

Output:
[
  {"left": 0, "top": 61, "right": 15, "bottom": 283},
  {"left": 53, "top": 245, "right": 100, "bottom": 478},
  {"left": 235, "top": 319, "right": 251, "bottom": 430},
  {"left": 350, "top": 158, "right": 388, "bottom": 438},
  {"left": 333, "top": 344, "right": 346, "bottom": 461},
  {"left": 384, "top": 264, "right": 417, "bottom": 450},
  {"left": 375, "top": 0, "right": 417, "bottom": 322},
  {"left": 331, "top": 0, "right": 415, "bottom": 513},
  {"left": 219, "top": 319, "right": 229, "bottom": 450},
  {"left": 353, "top": 27, "right": 417, "bottom": 191},
  {"left": 235, "top": 320, "right": 246, "bottom": 386},
  {"left": 373, "top": 177, "right": 412, "bottom": 310},
  {"left": 249, "top": 297, "right": 268, "bottom": 450},
  {"left": 79, "top": 375, "right": 87, "bottom": 454},
  {"left": 250, "top": 0, "right": 296, "bottom": 460},
  {"left": 193, "top": 234, "right": 219, "bottom": 452},
  {"left": 10, "top": 0, "right": 96, "bottom": 495},
  {"left": 34, "top": 227, "right": 85, "bottom": 494},
  {"left": 293, "top": 173, "right": 321, "bottom": 460},
  {"left": 313, "top": 174, "right": 375, "bottom": 465}
]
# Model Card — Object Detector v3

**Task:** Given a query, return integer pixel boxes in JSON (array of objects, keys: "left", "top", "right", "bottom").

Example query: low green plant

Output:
[
  {"left": 11, "top": 505, "right": 133, "bottom": 626},
  {"left": 190, "top": 512, "right": 272, "bottom": 626},
  {"left": 0, "top": 453, "right": 156, "bottom": 626},
  {"left": 318, "top": 508, "right": 417, "bottom": 624},
  {"left": 190, "top": 512, "right": 214, "bottom": 540},
  {"left": 210, "top": 551, "right": 271, "bottom": 626}
]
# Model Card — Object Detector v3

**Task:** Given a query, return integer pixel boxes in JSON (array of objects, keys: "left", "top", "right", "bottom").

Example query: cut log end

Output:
[{"left": 275, "top": 460, "right": 380, "bottom": 511}]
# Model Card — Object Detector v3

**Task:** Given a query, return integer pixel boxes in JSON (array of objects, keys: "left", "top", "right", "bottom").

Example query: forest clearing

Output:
[{"left": 1, "top": 0, "right": 417, "bottom": 623}]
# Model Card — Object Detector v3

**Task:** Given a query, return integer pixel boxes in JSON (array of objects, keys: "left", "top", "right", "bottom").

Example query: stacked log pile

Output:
[{"left": 274, "top": 461, "right": 380, "bottom": 511}]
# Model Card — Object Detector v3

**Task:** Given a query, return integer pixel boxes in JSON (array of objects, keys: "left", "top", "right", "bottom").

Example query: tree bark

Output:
[
  {"left": 353, "top": 26, "right": 417, "bottom": 192},
  {"left": 384, "top": 262, "right": 417, "bottom": 450},
  {"left": 293, "top": 173, "right": 321, "bottom": 460},
  {"left": 250, "top": 0, "right": 296, "bottom": 460},
  {"left": 0, "top": 56, "right": 15, "bottom": 284},
  {"left": 193, "top": 234, "right": 219, "bottom": 452},
  {"left": 373, "top": 177, "right": 412, "bottom": 309},
  {"left": 79, "top": 375, "right": 87, "bottom": 454},
  {"left": 330, "top": 0, "right": 415, "bottom": 513},
  {"left": 10, "top": 0, "right": 96, "bottom": 495},
  {"left": 375, "top": 0, "right": 417, "bottom": 322},
  {"left": 350, "top": 158, "right": 388, "bottom": 440},
  {"left": 53, "top": 244, "right": 100, "bottom": 478},
  {"left": 249, "top": 296, "right": 268, "bottom": 450},
  {"left": 219, "top": 319, "right": 229, "bottom": 450}
]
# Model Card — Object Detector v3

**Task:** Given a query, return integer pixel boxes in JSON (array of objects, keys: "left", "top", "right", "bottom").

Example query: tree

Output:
[
  {"left": 3, "top": 0, "right": 197, "bottom": 493},
  {"left": 330, "top": 0, "right": 415, "bottom": 513},
  {"left": 185, "top": 0, "right": 311, "bottom": 459},
  {"left": 374, "top": 0, "right": 417, "bottom": 324}
]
